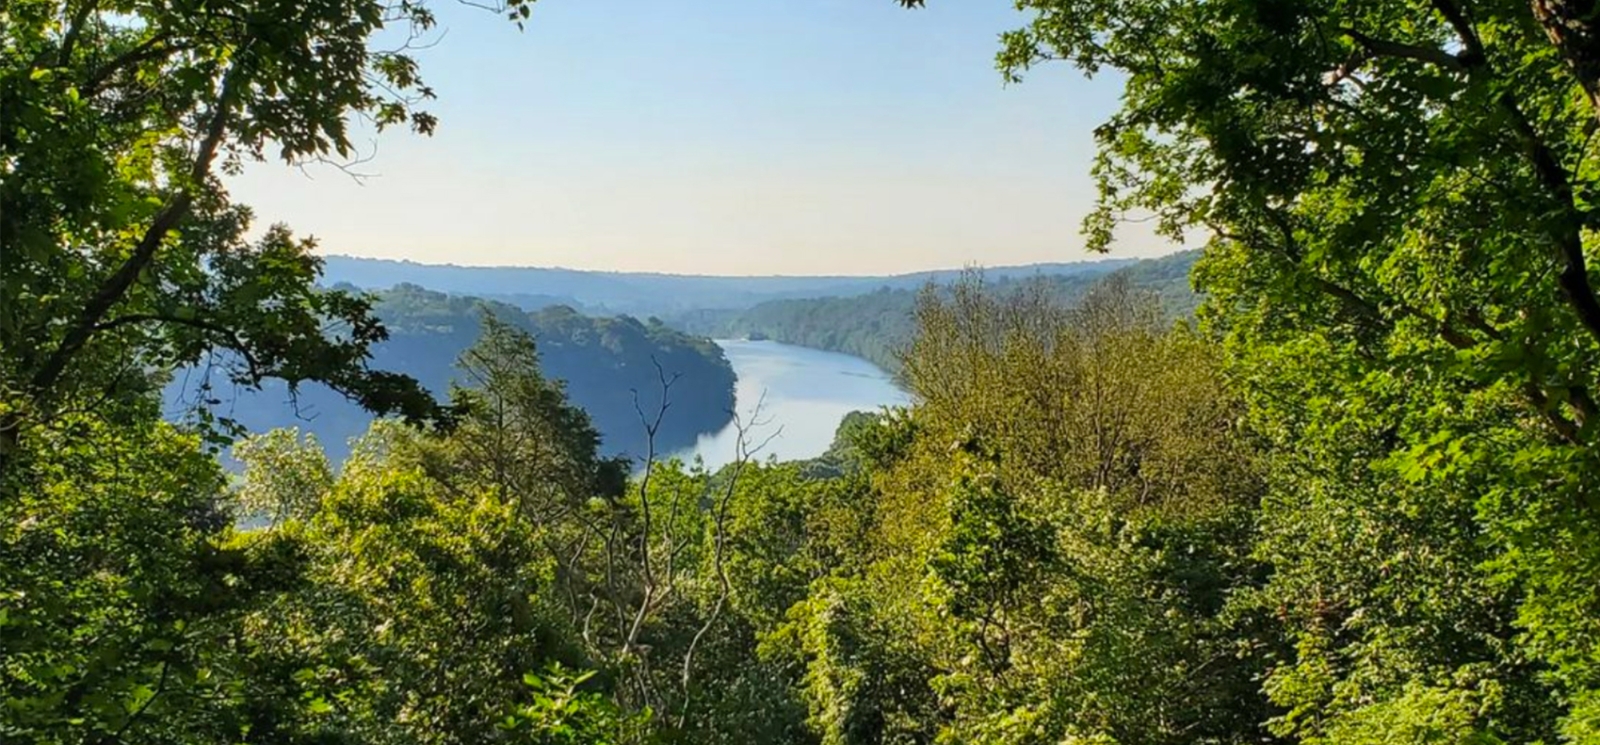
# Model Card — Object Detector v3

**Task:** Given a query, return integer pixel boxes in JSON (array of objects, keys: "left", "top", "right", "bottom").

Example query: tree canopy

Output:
[
  {"left": 988, "top": 0, "right": 1600, "bottom": 738},
  {"left": 15, "top": 0, "right": 1600, "bottom": 741},
  {"left": 1, "top": 0, "right": 544, "bottom": 459}
]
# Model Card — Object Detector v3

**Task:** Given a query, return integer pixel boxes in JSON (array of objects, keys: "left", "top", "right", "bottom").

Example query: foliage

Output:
[
  {"left": 0, "top": 413, "right": 310, "bottom": 743},
  {"left": 422, "top": 312, "right": 629, "bottom": 509},
  {"left": 241, "top": 422, "right": 591, "bottom": 743},
  {"left": 1, "top": 271, "right": 1264, "bottom": 744},
  {"left": 503, "top": 664, "right": 652, "bottom": 745},
  {"left": 794, "top": 410, "right": 885, "bottom": 480},
  {"left": 0, "top": 0, "right": 502, "bottom": 461},
  {"left": 224, "top": 318, "right": 810, "bottom": 744},
  {"left": 986, "top": 0, "right": 1600, "bottom": 736},
  {"left": 762, "top": 281, "right": 1273, "bottom": 745},
  {"left": 232, "top": 427, "right": 333, "bottom": 526},
  {"left": 669, "top": 251, "right": 1200, "bottom": 373},
  {"left": 20, "top": 0, "right": 1600, "bottom": 740}
]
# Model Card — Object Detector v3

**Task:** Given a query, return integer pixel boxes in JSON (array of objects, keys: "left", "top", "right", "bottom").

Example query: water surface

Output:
[{"left": 675, "top": 340, "right": 910, "bottom": 469}]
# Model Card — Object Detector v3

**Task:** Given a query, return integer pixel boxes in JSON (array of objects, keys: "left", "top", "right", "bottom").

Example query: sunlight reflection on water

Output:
[{"left": 672, "top": 340, "right": 909, "bottom": 470}]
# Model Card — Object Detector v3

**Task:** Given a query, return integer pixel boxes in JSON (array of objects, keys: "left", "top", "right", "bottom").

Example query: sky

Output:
[{"left": 228, "top": 0, "right": 1176, "bottom": 276}]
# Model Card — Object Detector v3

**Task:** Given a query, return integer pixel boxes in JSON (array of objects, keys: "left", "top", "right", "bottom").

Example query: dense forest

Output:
[
  {"left": 670, "top": 250, "right": 1199, "bottom": 372},
  {"left": 11, "top": 0, "right": 1600, "bottom": 742},
  {"left": 165, "top": 284, "right": 737, "bottom": 463}
]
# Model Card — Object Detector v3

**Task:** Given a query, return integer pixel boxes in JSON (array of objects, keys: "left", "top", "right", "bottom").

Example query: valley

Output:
[
  {"left": 16, "top": 0, "right": 1600, "bottom": 741},
  {"left": 170, "top": 254, "right": 1196, "bottom": 467}
]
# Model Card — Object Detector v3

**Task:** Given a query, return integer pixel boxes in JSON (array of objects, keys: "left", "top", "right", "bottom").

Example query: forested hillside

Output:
[
  {"left": 14, "top": 0, "right": 1600, "bottom": 742},
  {"left": 672, "top": 250, "right": 1199, "bottom": 371},
  {"left": 321, "top": 254, "right": 1133, "bottom": 316},
  {"left": 165, "top": 284, "right": 736, "bottom": 462}
]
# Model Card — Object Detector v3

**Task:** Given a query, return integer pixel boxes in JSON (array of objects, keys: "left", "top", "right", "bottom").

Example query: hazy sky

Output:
[{"left": 229, "top": 0, "right": 1178, "bottom": 276}]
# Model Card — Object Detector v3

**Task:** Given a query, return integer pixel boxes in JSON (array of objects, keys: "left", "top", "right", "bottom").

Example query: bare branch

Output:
[{"left": 678, "top": 393, "right": 781, "bottom": 727}]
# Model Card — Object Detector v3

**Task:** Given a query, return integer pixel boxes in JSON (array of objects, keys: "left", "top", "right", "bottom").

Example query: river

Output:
[{"left": 674, "top": 340, "right": 911, "bottom": 469}]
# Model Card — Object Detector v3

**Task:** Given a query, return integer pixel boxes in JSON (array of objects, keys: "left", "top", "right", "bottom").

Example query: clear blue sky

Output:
[{"left": 229, "top": 0, "right": 1174, "bottom": 276}]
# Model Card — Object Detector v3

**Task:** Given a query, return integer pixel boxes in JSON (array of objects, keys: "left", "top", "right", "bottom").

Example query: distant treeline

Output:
[
  {"left": 318, "top": 254, "right": 1137, "bottom": 317},
  {"left": 669, "top": 250, "right": 1200, "bottom": 371}
]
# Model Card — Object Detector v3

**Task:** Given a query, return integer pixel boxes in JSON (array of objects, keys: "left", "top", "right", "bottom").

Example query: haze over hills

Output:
[
  {"left": 159, "top": 252, "right": 1195, "bottom": 468},
  {"left": 670, "top": 250, "right": 1202, "bottom": 371},
  {"left": 318, "top": 254, "right": 1139, "bottom": 316},
  {"left": 199, "top": 252, "right": 1194, "bottom": 465}
]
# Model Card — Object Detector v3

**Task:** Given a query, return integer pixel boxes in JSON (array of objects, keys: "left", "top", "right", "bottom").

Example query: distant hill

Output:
[
  {"left": 167, "top": 284, "right": 736, "bottom": 464},
  {"left": 318, "top": 255, "right": 1137, "bottom": 316},
  {"left": 667, "top": 251, "right": 1201, "bottom": 372}
]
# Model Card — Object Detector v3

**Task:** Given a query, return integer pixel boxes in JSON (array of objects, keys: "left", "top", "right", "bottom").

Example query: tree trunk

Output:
[{"left": 1532, "top": 0, "right": 1600, "bottom": 121}]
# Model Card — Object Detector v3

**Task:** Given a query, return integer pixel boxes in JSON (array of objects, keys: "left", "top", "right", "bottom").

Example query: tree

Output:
[
  {"left": 904, "top": 275, "right": 1253, "bottom": 514},
  {"left": 225, "top": 321, "right": 811, "bottom": 743},
  {"left": 1, "top": 1, "right": 536, "bottom": 739},
  {"left": 777, "top": 280, "right": 1271, "bottom": 744},
  {"left": 974, "top": 0, "right": 1600, "bottom": 736},
  {"left": 232, "top": 427, "right": 333, "bottom": 526},
  {"left": 0, "top": 0, "right": 545, "bottom": 461},
  {"left": 424, "top": 312, "right": 628, "bottom": 525},
  {"left": 241, "top": 420, "right": 591, "bottom": 744},
  {"left": 0, "top": 414, "right": 313, "bottom": 743}
]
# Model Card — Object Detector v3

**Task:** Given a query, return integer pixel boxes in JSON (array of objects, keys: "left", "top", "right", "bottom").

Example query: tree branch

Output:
[
  {"left": 56, "top": 0, "right": 100, "bottom": 67},
  {"left": 29, "top": 47, "right": 250, "bottom": 403},
  {"left": 1341, "top": 28, "right": 1468, "bottom": 70},
  {"left": 678, "top": 396, "right": 781, "bottom": 728},
  {"left": 105, "top": 655, "right": 172, "bottom": 743},
  {"left": 1500, "top": 91, "right": 1600, "bottom": 347},
  {"left": 81, "top": 34, "right": 181, "bottom": 96},
  {"left": 1425, "top": 0, "right": 1600, "bottom": 349},
  {"left": 92, "top": 312, "right": 263, "bottom": 381},
  {"left": 1429, "top": 0, "right": 1488, "bottom": 62}
]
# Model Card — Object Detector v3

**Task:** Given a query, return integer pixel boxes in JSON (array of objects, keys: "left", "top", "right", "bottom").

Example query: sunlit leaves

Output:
[
  {"left": 0, "top": 413, "right": 312, "bottom": 742},
  {"left": 985, "top": 0, "right": 1600, "bottom": 736}
]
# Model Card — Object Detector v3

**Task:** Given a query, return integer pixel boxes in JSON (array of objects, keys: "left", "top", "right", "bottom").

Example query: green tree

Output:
[
  {"left": 777, "top": 280, "right": 1269, "bottom": 745},
  {"left": 975, "top": 0, "right": 1600, "bottom": 737},
  {"left": 232, "top": 427, "right": 333, "bottom": 526},
  {"left": 0, "top": 414, "right": 312, "bottom": 743},
  {"left": 502, "top": 664, "right": 653, "bottom": 745},
  {"left": 1, "top": 1, "right": 535, "bottom": 739},
  {"left": 0, "top": 0, "right": 546, "bottom": 460},
  {"left": 240, "top": 420, "right": 589, "bottom": 744},
  {"left": 420, "top": 312, "right": 628, "bottom": 530}
]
